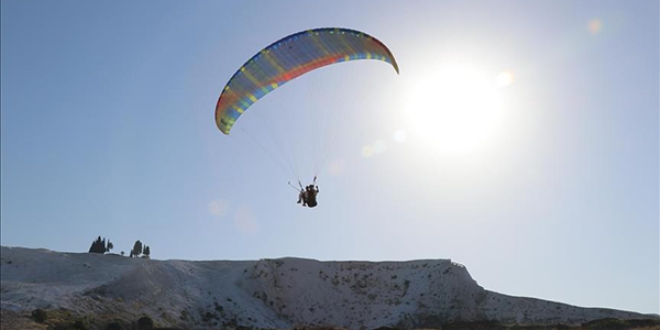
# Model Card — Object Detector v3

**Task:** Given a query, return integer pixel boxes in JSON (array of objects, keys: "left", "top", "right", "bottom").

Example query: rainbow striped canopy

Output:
[{"left": 215, "top": 28, "right": 399, "bottom": 134}]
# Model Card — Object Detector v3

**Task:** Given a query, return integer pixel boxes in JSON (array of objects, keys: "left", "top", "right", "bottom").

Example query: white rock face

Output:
[{"left": 0, "top": 247, "right": 651, "bottom": 329}]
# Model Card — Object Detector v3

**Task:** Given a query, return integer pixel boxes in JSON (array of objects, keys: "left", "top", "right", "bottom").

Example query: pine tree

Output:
[
  {"left": 132, "top": 240, "right": 143, "bottom": 258},
  {"left": 88, "top": 237, "right": 97, "bottom": 253},
  {"left": 88, "top": 236, "right": 107, "bottom": 254}
]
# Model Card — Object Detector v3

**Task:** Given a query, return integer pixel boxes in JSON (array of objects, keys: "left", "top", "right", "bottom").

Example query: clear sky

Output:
[{"left": 1, "top": 0, "right": 657, "bottom": 315}]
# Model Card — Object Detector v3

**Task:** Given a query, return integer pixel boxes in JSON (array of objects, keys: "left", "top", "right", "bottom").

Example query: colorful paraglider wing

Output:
[{"left": 215, "top": 28, "right": 399, "bottom": 134}]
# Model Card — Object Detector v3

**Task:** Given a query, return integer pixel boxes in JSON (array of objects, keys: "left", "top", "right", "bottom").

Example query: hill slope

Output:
[{"left": 0, "top": 247, "right": 652, "bottom": 329}]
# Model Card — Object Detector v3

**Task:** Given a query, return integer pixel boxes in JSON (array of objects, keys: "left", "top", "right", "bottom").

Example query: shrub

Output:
[
  {"left": 582, "top": 318, "right": 627, "bottom": 330},
  {"left": 137, "top": 315, "right": 154, "bottom": 330},
  {"left": 106, "top": 320, "right": 125, "bottom": 330},
  {"left": 31, "top": 308, "right": 48, "bottom": 322},
  {"left": 73, "top": 318, "right": 90, "bottom": 330}
]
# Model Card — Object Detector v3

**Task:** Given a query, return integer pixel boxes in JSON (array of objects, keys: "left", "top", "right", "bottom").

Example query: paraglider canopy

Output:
[{"left": 215, "top": 27, "right": 399, "bottom": 134}]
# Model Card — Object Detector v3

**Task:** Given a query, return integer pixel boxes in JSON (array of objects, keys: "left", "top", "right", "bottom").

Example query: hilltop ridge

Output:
[{"left": 0, "top": 246, "right": 653, "bottom": 329}]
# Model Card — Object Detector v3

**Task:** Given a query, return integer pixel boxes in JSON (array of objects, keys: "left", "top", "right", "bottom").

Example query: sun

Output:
[{"left": 404, "top": 65, "right": 504, "bottom": 153}]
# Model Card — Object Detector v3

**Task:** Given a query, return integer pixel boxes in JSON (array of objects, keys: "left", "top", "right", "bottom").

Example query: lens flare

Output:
[
  {"left": 362, "top": 145, "right": 374, "bottom": 158},
  {"left": 394, "top": 129, "right": 407, "bottom": 143},
  {"left": 208, "top": 199, "right": 230, "bottom": 218},
  {"left": 373, "top": 140, "right": 387, "bottom": 154},
  {"left": 327, "top": 159, "right": 346, "bottom": 176},
  {"left": 588, "top": 18, "right": 603, "bottom": 34},
  {"left": 234, "top": 205, "right": 258, "bottom": 233}
]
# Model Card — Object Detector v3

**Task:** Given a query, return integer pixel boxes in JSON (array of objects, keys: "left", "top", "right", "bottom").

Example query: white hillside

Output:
[{"left": 0, "top": 246, "right": 652, "bottom": 329}]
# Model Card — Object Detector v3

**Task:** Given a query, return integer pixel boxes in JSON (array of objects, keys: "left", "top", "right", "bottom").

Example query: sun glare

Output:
[
  {"left": 405, "top": 65, "right": 504, "bottom": 153},
  {"left": 496, "top": 71, "right": 514, "bottom": 88}
]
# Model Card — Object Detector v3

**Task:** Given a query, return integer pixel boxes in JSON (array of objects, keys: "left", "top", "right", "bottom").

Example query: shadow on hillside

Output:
[{"left": 1, "top": 309, "right": 659, "bottom": 330}]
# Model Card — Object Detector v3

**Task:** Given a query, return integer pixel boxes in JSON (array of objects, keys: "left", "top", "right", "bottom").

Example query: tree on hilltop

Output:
[
  {"left": 128, "top": 240, "right": 152, "bottom": 258},
  {"left": 131, "top": 240, "right": 143, "bottom": 258},
  {"left": 88, "top": 236, "right": 112, "bottom": 254}
]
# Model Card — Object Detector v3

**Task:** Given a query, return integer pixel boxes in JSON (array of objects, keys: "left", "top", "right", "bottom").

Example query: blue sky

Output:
[{"left": 1, "top": 0, "right": 657, "bottom": 315}]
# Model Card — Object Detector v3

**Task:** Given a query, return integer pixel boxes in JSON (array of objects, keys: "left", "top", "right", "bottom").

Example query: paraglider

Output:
[
  {"left": 296, "top": 177, "right": 320, "bottom": 208},
  {"left": 215, "top": 28, "right": 399, "bottom": 207}
]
